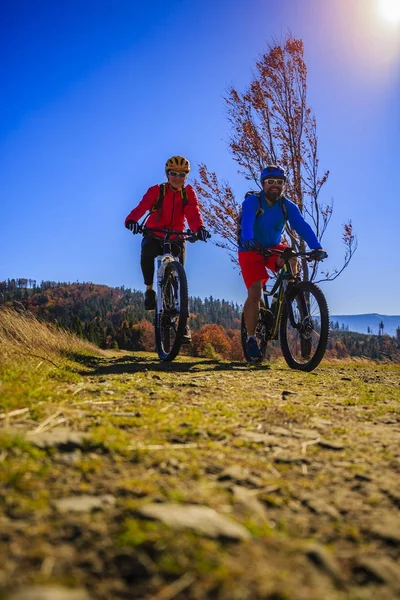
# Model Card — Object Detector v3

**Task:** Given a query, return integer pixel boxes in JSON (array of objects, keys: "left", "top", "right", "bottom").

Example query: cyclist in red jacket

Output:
[{"left": 125, "top": 156, "right": 209, "bottom": 342}]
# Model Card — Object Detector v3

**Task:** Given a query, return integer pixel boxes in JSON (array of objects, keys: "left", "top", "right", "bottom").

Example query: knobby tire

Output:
[
  {"left": 279, "top": 281, "right": 329, "bottom": 372},
  {"left": 155, "top": 261, "right": 188, "bottom": 362}
]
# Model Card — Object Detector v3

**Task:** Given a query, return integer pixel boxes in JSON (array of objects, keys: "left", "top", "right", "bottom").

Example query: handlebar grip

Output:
[{"left": 307, "top": 250, "right": 328, "bottom": 261}]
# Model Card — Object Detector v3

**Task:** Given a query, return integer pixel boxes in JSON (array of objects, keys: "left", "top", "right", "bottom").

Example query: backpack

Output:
[
  {"left": 237, "top": 191, "right": 288, "bottom": 247},
  {"left": 151, "top": 183, "right": 189, "bottom": 213}
]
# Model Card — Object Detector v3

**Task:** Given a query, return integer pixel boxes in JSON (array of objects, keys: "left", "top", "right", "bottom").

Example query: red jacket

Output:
[{"left": 125, "top": 183, "right": 204, "bottom": 238}]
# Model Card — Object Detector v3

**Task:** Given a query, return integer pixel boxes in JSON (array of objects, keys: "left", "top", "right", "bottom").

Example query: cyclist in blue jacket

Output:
[{"left": 238, "top": 165, "right": 327, "bottom": 360}]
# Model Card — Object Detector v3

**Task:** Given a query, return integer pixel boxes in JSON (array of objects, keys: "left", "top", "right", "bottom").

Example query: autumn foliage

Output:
[
  {"left": 191, "top": 324, "right": 231, "bottom": 359},
  {"left": 2, "top": 279, "right": 398, "bottom": 362},
  {"left": 0, "top": 280, "right": 243, "bottom": 353}
]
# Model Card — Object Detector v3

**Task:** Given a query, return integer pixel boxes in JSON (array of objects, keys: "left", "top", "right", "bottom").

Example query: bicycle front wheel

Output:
[
  {"left": 280, "top": 281, "right": 329, "bottom": 372},
  {"left": 155, "top": 261, "right": 188, "bottom": 362}
]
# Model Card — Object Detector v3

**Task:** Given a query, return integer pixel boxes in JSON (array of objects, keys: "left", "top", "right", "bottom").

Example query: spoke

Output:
[
  {"left": 155, "top": 261, "right": 188, "bottom": 362},
  {"left": 284, "top": 289, "right": 323, "bottom": 365}
]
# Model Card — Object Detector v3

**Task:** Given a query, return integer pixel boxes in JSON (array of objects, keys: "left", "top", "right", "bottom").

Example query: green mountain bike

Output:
[{"left": 241, "top": 248, "right": 330, "bottom": 372}]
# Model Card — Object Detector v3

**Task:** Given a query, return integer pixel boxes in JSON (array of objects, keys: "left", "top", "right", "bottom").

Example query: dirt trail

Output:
[{"left": 1, "top": 354, "right": 400, "bottom": 600}]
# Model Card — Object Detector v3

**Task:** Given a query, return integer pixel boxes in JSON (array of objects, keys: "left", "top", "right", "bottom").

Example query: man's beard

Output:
[{"left": 265, "top": 190, "right": 282, "bottom": 203}]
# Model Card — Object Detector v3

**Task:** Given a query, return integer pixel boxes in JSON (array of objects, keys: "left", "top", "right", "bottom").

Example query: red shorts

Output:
[{"left": 238, "top": 243, "right": 288, "bottom": 289}]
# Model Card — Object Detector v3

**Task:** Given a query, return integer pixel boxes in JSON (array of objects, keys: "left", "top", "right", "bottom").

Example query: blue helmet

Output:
[{"left": 260, "top": 165, "right": 286, "bottom": 183}]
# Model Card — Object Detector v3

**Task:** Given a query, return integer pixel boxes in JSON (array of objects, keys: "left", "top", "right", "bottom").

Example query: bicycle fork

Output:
[
  {"left": 282, "top": 280, "right": 303, "bottom": 330},
  {"left": 284, "top": 284, "right": 310, "bottom": 332},
  {"left": 156, "top": 255, "right": 175, "bottom": 314}
]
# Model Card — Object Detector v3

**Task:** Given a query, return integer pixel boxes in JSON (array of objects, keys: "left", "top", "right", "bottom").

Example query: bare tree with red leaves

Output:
[{"left": 193, "top": 34, "right": 357, "bottom": 282}]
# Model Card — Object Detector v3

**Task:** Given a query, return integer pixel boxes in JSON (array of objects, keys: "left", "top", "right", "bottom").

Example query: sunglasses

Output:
[
  {"left": 263, "top": 178, "right": 285, "bottom": 186},
  {"left": 168, "top": 170, "right": 188, "bottom": 178}
]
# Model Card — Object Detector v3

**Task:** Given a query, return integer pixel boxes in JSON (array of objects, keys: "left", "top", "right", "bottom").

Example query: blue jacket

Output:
[{"left": 239, "top": 192, "right": 322, "bottom": 250}]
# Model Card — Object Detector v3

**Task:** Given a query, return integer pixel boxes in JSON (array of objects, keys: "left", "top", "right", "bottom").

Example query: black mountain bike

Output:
[
  {"left": 241, "top": 248, "right": 330, "bottom": 372},
  {"left": 138, "top": 226, "right": 200, "bottom": 362}
]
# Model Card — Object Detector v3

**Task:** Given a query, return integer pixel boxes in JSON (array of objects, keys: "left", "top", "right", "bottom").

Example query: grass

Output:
[
  {"left": 0, "top": 306, "right": 105, "bottom": 414},
  {"left": 0, "top": 308, "right": 399, "bottom": 599},
  {"left": 0, "top": 306, "right": 101, "bottom": 366}
]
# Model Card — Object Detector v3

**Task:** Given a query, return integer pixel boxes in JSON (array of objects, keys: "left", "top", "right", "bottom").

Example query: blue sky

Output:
[{"left": 1, "top": 0, "right": 399, "bottom": 315}]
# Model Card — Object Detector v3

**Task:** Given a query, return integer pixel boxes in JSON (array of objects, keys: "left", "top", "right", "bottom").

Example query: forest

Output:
[{"left": 1, "top": 278, "right": 399, "bottom": 361}]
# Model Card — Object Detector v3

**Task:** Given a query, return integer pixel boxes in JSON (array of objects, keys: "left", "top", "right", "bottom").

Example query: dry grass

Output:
[{"left": 0, "top": 306, "right": 103, "bottom": 370}]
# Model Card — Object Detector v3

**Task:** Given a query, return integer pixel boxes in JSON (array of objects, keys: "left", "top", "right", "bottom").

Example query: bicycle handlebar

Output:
[
  {"left": 137, "top": 225, "right": 199, "bottom": 242},
  {"left": 252, "top": 246, "right": 327, "bottom": 262}
]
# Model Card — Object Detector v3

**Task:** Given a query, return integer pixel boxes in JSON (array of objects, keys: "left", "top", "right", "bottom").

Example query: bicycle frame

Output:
[
  {"left": 141, "top": 225, "right": 196, "bottom": 318},
  {"left": 262, "top": 260, "right": 300, "bottom": 340}
]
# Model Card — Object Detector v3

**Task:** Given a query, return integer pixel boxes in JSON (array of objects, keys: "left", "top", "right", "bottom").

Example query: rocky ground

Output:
[{"left": 1, "top": 353, "right": 399, "bottom": 600}]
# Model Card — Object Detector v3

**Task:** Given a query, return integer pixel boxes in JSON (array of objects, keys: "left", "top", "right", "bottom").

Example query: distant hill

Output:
[
  {"left": 1, "top": 279, "right": 399, "bottom": 360},
  {"left": 0, "top": 279, "right": 242, "bottom": 349},
  {"left": 330, "top": 314, "right": 400, "bottom": 337}
]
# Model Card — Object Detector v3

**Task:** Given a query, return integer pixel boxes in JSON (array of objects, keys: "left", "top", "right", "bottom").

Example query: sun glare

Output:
[{"left": 377, "top": 0, "right": 400, "bottom": 24}]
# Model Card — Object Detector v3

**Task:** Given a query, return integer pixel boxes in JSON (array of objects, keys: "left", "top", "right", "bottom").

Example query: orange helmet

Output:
[{"left": 165, "top": 155, "right": 190, "bottom": 173}]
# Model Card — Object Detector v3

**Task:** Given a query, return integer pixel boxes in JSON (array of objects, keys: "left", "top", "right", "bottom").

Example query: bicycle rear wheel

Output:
[
  {"left": 240, "top": 310, "right": 269, "bottom": 363},
  {"left": 155, "top": 261, "right": 188, "bottom": 362},
  {"left": 279, "top": 281, "right": 329, "bottom": 371}
]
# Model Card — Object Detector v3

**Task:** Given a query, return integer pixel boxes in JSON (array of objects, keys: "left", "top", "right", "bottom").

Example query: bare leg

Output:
[
  {"left": 243, "top": 280, "right": 262, "bottom": 336},
  {"left": 290, "top": 257, "right": 299, "bottom": 276},
  {"left": 275, "top": 257, "right": 298, "bottom": 277}
]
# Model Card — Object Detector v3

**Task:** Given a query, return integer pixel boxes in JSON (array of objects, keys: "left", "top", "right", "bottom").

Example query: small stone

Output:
[
  {"left": 232, "top": 486, "right": 267, "bottom": 520},
  {"left": 7, "top": 586, "right": 93, "bottom": 600},
  {"left": 269, "top": 426, "right": 293, "bottom": 437},
  {"left": 53, "top": 494, "right": 116, "bottom": 514},
  {"left": 26, "top": 429, "right": 89, "bottom": 451},
  {"left": 137, "top": 503, "right": 251, "bottom": 541},
  {"left": 370, "top": 516, "right": 400, "bottom": 544},
  {"left": 293, "top": 428, "right": 320, "bottom": 439},
  {"left": 218, "top": 465, "right": 260, "bottom": 486},
  {"left": 354, "top": 556, "right": 400, "bottom": 589},
  {"left": 306, "top": 544, "right": 343, "bottom": 586},
  {"left": 238, "top": 431, "right": 277, "bottom": 445},
  {"left": 380, "top": 483, "right": 400, "bottom": 507},
  {"left": 302, "top": 497, "right": 340, "bottom": 520},
  {"left": 310, "top": 418, "right": 332, "bottom": 426}
]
